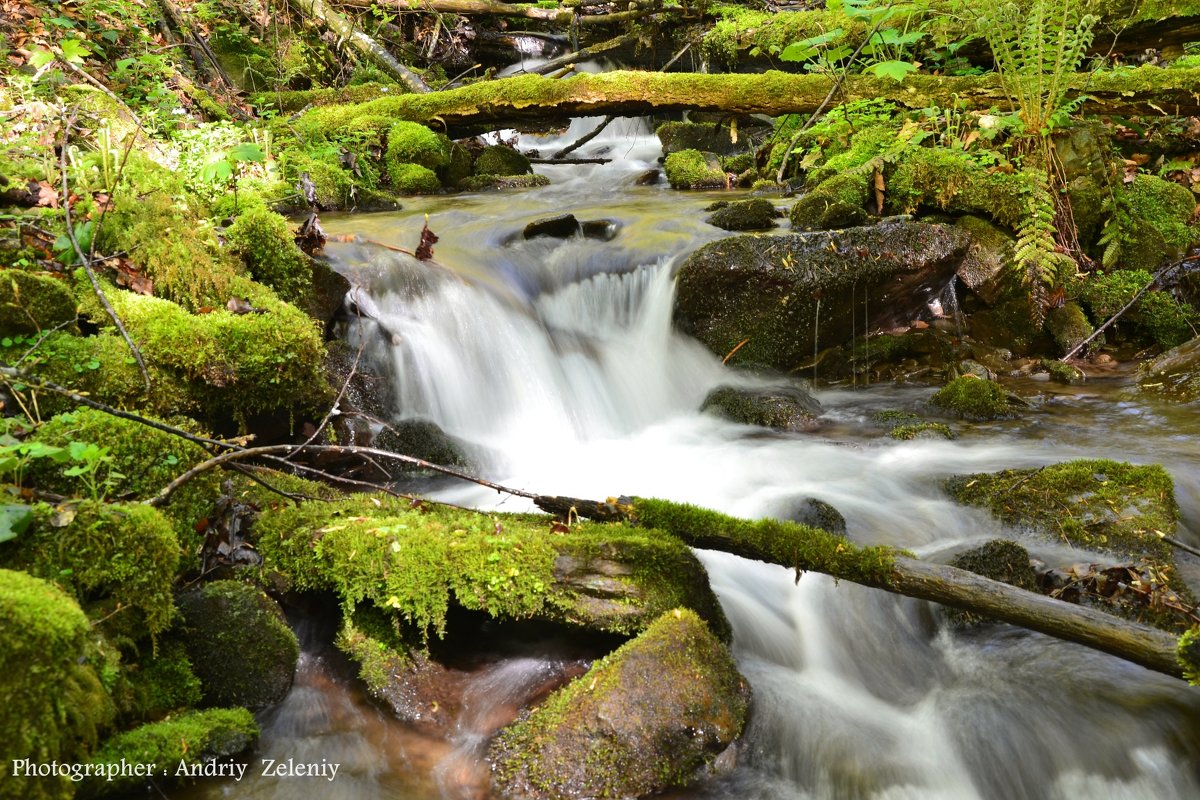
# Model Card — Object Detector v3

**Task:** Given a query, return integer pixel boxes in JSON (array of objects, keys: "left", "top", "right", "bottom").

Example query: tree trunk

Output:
[
  {"left": 294, "top": 0, "right": 431, "bottom": 93},
  {"left": 536, "top": 496, "right": 1187, "bottom": 680},
  {"left": 312, "top": 67, "right": 1200, "bottom": 132}
]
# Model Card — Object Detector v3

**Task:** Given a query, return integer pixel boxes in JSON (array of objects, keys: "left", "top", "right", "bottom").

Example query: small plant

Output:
[{"left": 62, "top": 441, "right": 124, "bottom": 502}]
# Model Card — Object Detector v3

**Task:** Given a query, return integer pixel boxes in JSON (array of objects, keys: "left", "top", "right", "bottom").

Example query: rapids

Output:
[{"left": 177, "top": 117, "right": 1200, "bottom": 800}]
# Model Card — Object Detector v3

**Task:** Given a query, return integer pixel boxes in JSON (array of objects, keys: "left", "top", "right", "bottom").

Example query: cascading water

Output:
[{"left": 186, "top": 116, "right": 1200, "bottom": 799}]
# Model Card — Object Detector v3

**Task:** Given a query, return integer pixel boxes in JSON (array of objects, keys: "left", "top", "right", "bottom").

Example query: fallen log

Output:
[
  {"left": 334, "top": 0, "right": 662, "bottom": 25},
  {"left": 535, "top": 495, "right": 1192, "bottom": 681},
  {"left": 298, "top": 66, "right": 1200, "bottom": 134}
]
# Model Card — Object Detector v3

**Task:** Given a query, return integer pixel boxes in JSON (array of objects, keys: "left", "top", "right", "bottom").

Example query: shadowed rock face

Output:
[{"left": 673, "top": 221, "right": 971, "bottom": 371}]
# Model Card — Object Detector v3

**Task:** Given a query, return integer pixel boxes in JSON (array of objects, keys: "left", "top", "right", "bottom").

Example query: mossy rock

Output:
[
  {"left": 944, "top": 459, "right": 1178, "bottom": 562},
  {"left": 954, "top": 215, "right": 1016, "bottom": 306},
  {"left": 0, "top": 569, "right": 114, "bottom": 800},
  {"left": 1037, "top": 358, "right": 1086, "bottom": 384},
  {"left": 27, "top": 408, "right": 220, "bottom": 559},
  {"left": 489, "top": 608, "right": 749, "bottom": 800},
  {"left": 388, "top": 162, "right": 442, "bottom": 194},
  {"left": 175, "top": 580, "right": 299, "bottom": 709},
  {"left": 770, "top": 496, "right": 847, "bottom": 534},
  {"left": 473, "top": 144, "right": 532, "bottom": 177},
  {"left": 789, "top": 173, "right": 870, "bottom": 231},
  {"left": 1106, "top": 175, "right": 1199, "bottom": 271},
  {"left": 0, "top": 270, "right": 77, "bottom": 337},
  {"left": 7, "top": 501, "right": 179, "bottom": 637},
  {"left": 885, "top": 146, "right": 1029, "bottom": 228},
  {"left": 120, "top": 639, "right": 203, "bottom": 724},
  {"left": 929, "top": 375, "right": 1018, "bottom": 420},
  {"left": 700, "top": 384, "right": 821, "bottom": 431},
  {"left": 966, "top": 296, "right": 1051, "bottom": 356},
  {"left": 439, "top": 140, "right": 474, "bottom": 187},
  {"left": 1067, "top": 175, "right": 1107, "bottom": 251},
  {"left": 1073, "top": 269, "right": 1200, "bottom": 350},
  {"left": 83, "top": 708, "right": 257, "bottom": 798},
  {"left": 276, "top": 146, "right": 357, "bottom": 209},
  {"left": 1045, "top": 301, "right": 1094, "bottom": 356},
  {"left": 225, "top": 207, "right": 313, "bottom": 305},
  {"left": 374, "top": 418, "right": 473, "bottom": 472},
  {"left": 888, "top": 421, "right": 955, "bottom": 440},
  {"left": 252, "top": 495, "right": 729, "bottom": 641},
  {"left": 655, "top": 121, "right": 740, "bottom": 155},
  {"left": 947, "top": 539, "right": 1038, "bottom": 626},
  {"left": 1139, "top": 335, "right": 1200, "bottom": 402},
  {"left": 663, "top": 149, "right": 726, "bottom": 190},
  {"left": 458, "top": 174, "right": 550, "bottom": 191},
  {"left": 386, "top": 122, "right": 450, "bottom": 171},
  {"left": 706, "top": 198, "right": 777, "bottom": 231}
]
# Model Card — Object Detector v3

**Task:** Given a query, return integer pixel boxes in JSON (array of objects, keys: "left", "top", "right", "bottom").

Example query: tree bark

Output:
[
  {"left": 537, "top": 495, "right": 1187, "bottom": 680},
  {"left": 318, "top": 67, "right": 1200, "bottom": 132},
  {"left": 295, "top": 0, "right": 432, "bottom": 93}
]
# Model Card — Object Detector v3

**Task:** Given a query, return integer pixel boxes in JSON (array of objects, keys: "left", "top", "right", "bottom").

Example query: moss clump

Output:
[
  {"left": 388, "top": 162, "right": 442, "bottom": 194},
  {"left": 930, "top": 375, "right": 1016, "bottom": 420},
  {"left": 1044, "top": 301, "right": 1094, "bottom": 356},
  {"left": 0, "top": 569, "right": 114, "bottom": 800},
  {"left": 473, "top": 144, "right": 532, "bottom": 177},
  {"left": 0, "top": 270, "right": 78, "bottom": 336},
  {"left": 663, "top": 149, "right": 726, "bottom": 190},
  {"left": 254, "top": 495, "right": 727, "bottom": 640},
  {"left": 386, "top": 121, "right": 450, "bottom": 172},
  {"left": 1103, "top": 175, "right": 1199, "bottom": 271},
  {"left": 944, "top": 459, "right": 1178, "bottom": 561},
  {"left": 27, "top": 408, "right": 219, "bottom": 550},
  {"left": 9, "top": 501, "right": 180, "bottom": 636},
  {"left": 1179, "top": 627, "right": 1200, "bottom": 685},
  {"left": 656, "top": 121, "right": 738, "bottom": 155},
  {"left": 706, "top": 198, "right": 777, "bottom": 231},
  {"left": 440, "top": 141, "right": 474, "bottom": 187},
  {"left": 790, "top": 173, "right": 870, "bottom": 231},
  {"left": 1073, "top": 270, "right": 1200, "bottom": 350},
  {"left": 175, "top": 580, "right": 298, "bottom": 709},
  {"left": 630, "top": 498, "right": 898, "bottom": 585},
  {"left": 86, "top": 708, "right": 257, "bottom": 796},
  {"left": 224, "top": 207, "right": 313, "bottom": 305},
  {"left": 121, "top": 640, "right": 202, "bottom": 722},
  {"left": 490, "top": 608, "right": 748, "bottom": 800},
  {"left": 889, "top": 422, "right": 955, "bottom": 440},
  {"left": 1038, "top": 358, "right": 1085, "bottom": 384},
  {"left": 275, "top": 146, "right": 357, "bottom": 209},
  {"left": 886, "top": 146, "right": 1029, "bottom": 228},
  {"left": 457, "top": 174, "right": 550, "bottom": 191}
]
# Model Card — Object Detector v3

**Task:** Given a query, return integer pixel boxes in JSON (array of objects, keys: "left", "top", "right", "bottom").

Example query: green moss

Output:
[
  {"left": 253, "top": 83, "right": 401, "bottom": 114},
  {"left": 385, "top": 121, "right": 450, "bottom": 173},
  {"left": 224, "top": 207, "right": 313, "bottom": 304},
  {"left": 253, "top": 495, "right": 728, "bottom": 640},
  {"left": 947, "top": 539, "right": 1038, "bottom": 626},
  {"left": 1179, "top": 627, "right": 1200, "bottom": 685},
  {"left": 663, "top": 149, "right": 726, "bottom": 190},
  {"left": 889, "top": 422, "right": 955, "bottom": 440},
  {"left": 944, "top": 459, "right": 1178, "bottom": 561},
  {"left": 491, "top": 608, "right": 748, "bottom": 800},
  {"left": 1038, "top": 358, "right": 1085, "bottom": 384},
  {"left": 275, "top": 146, "right": 357, "bottom": 209},
  {"left": 1044, "top": 301, "right": 1094, "bottom": 355},
  {"left": 457, "top": 174, "right": 550, "bottom": 191},
  {"left": 930, "top": 375, "right": 1016, "bottom": 420},
  {"left": 0, "top": 569, "right": 114, "bottom": 800},
  {"left": 1073, "top": 270, "right": 1200, "bottom": 350},
  {"left": 473, "top": 144, "right": 532, "bottom": 177},
  {"left": 706, "top": 198, "right": 777, "bottom": 231},
  {"left": 121, "top": 640, "right": 202, "bottom": 722},
  {"left": 887, "top": 146, "right": 1029, "bottom": 228},
  {"left": 1123, "top": 175, "right": 1198, "bottom": 253},
  {"left": 656, "top": 121, "right": 735, "bottom": 154},
  {"left": 86, "top": 708, "right": 257, "bottom": 796},
  {"left": 440, "top": 141, "right": 473, "bottom": 187},
  {"left": 28, "top": 408, "right": 220, "bottom": 556},
  {"left": 388, "top": 162, "right": 442, "bottom": 194},
  {"left": 790, "top": 173, "right": 871, "bottom": 230},
  {"left": 630, "top": 498, "right": 898, "bottom": 586},
  {"left": 175, "top": 580, "right": 298, "bottom": 709},
  {"left": 8, "top": 501, "right": 179, "bottom": 636},
  {"left": 0, "top": 270, "right": 78, "bottom": 336}
]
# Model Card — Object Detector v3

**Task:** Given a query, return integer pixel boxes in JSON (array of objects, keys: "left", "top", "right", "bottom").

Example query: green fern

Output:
[{"left": 1014, "top": 168, "right": 1074, "bottom": 292}]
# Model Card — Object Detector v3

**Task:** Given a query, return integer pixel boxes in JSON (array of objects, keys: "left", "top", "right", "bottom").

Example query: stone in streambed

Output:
[{"left": 700, "top": 384, "right": 821, "bottom": 431}]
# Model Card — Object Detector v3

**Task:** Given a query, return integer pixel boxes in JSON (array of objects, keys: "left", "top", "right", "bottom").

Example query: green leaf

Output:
[
  {"left": 0, "top": 504, "right": 33, "bottom": 544},
  {"left": 867, "top": 60, "right": 919, "bottom": 82},
  {"left": 228, "top": 142, "right": 266, "bottom": 163},
  {"left": 59, "top": 39, "right": 92, "bottom": 65},
  {"left": 201, "top": 159, "right": 234, "bottom": 184},
  {"left": 29, "top": 48, "right": 56, "bottom": 70}
]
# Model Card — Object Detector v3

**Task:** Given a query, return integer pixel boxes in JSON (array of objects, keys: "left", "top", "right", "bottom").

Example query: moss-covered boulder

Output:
[
  {"left": 27, "top": 409, "right": 219, "bottom": 550},
  {"left": 706, "top": 198, "right": 778, "bottom": 231},
  {"left": 789, "top": 173, "right": 870, "bottom": 231},
  {"left": 944, "top": 459, "right": 1178, "bottom": 562},
  {"left": 0, "top": 270, "right": 77, "bottom": 336},
  {"left": 0, "top": 569, "right": 114, "bottom": 800},
  {"left": 224, "top": 207, "right": 313, "bottom": 305},
  {"left": 1103, "top": 175, "right": 1199, "bottom": 271},
  {"left": 82, "top": 708, "right": 257, "bottom": 798},
  {"left": 700, "top": 384, "right": 821, "bottom": 431},
  {"left": 655, "top": 121, "right": 741, "bottom": 155},
  {"left": 1139, "top": 335, "right": 1200, "bottom": 402},
  {"left": 673, "top": 222, "right": 970, "bottom": 371},
  {"left": 770, "top": 496, "right": 847, "bottom": 534},
  {"left": 388, "top": 162, "right": 442, "bottom": 194},
  {"left": 386, "top": 122, "right": 450, "bottom": 171},
  {"left": 947, "top": 539, "right": 1038, "bottom": 626},
  {"left": 489, "top": 608, "right": 749, "bottom": 800},
  {"left": 119, "top": 639, "right": 203, "bottom": 724},
  {"left": 954, "top": 215, "right": 1016, "bottom": 306},
  {"left": 1074, "top": 269, "right": 1200, "bottom": 350},
  {"left": 175, "top": 581, "right": 299, "bottom": 709},
  {"left": 1045, "top": 301, "right": 1094, "bottom": 356},
  {"left": 253, "top": 495, "right": 729, "bottom": 641},
  {"left": 473, "top": 144, "right": 532, "bottom": 177},
  {"left": 929, "top": 375, "right": 1018, "bottom": 420},
  {"left": 6, "top": 501, "right": 179, "bottom": 636},
  {"left": 664, "top": 149, "right": 726, "bottom": 190}
]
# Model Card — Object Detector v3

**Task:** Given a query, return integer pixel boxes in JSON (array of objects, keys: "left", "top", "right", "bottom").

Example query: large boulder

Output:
[
  {"left": 175, "top": 581, "right": 299, "bottom": 709},
  {"left": 489, "top": 609, "right": 749, "bottom": 800},
  {"left": 673, "top": 221, "right": 970, "bottom": 371}
]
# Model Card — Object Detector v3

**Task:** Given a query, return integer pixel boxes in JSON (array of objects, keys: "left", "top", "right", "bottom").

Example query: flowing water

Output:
[{"left": 181, "top": 117, "right": 1200, "bottom": 799}]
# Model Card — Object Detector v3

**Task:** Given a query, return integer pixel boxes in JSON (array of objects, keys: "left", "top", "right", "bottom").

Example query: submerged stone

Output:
[{"left": 489, "top": 609, "right": 749, "bottom": 800}]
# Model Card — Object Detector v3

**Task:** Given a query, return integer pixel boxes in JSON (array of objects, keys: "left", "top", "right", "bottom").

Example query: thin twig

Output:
[
  {"left": 285, "top": 337, "right": 367, "bottom": 459},
  {"left": 1061, "top": 254, "right": 1200, "bottom": 361},
  {"left": 552, "top": 115, "right": 614, "bottom": 159},
  {"left": 58, "top": 111, "right": 152, "bottom": 390}
]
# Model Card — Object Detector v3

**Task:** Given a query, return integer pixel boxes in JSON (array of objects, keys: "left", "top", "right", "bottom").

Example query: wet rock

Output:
[
  {"left": 706, "top": 198, "right": 778, "bottom": 231},
  {"left": 1139, "top": 335, "right": 1200, "bottom": 402},
  {"left": 375, "top": 417, "right": 474, "bottom": 472},
  {"left": 954, "top": 215, "right": 1015, "bottom": 306},
  {"left": 789, "top": 173, "right": 871, "bottom": 231},
  {"left": 581, "top": 219, "right": 620, "bottom": 241},
  {"left": 489, "top": 609, "right": 749, "bottom": 800},
  {"left": 305, "top": 257, "right": 351, "bottom": 329},
  {"left": 656, "top": 121, "right": 742, "bottom": 155},
  {"left": 673, "top": 221, "right": 971, "bottom": 371},
  {"left": 524, "top": 214, "right": 583, "bottom": 239},
  {"left": 946, "top": 539, "right": 1038, "bottom": 626},
  {"left": 930, "top": 375, "right": 1022, "bottom": 420},
  {"left": 664, "top": 149, "right": 726, "bottom": 190},
  {"left": 473, "top": 144, "right": 532, "bottom": 177},
  {"left": 771, "top": 497, "right": 847, "bottom": 534},
  {"left": 175, "top": 581, "right": 299, "bottom": 709},
  {"left": 700, "top": 384, "right": 821, "bottom": 432},
  {"left": 1045, "top": 301, "right": 1094, "bottom": 356}
]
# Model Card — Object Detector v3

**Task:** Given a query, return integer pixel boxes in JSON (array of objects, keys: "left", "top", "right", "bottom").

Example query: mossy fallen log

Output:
[
  {"left": 538, "top": 496, "right": 1191, "bottom": 682},
  {"left": 295, "top": 67, "right": 1200, "bottom": 134}
]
